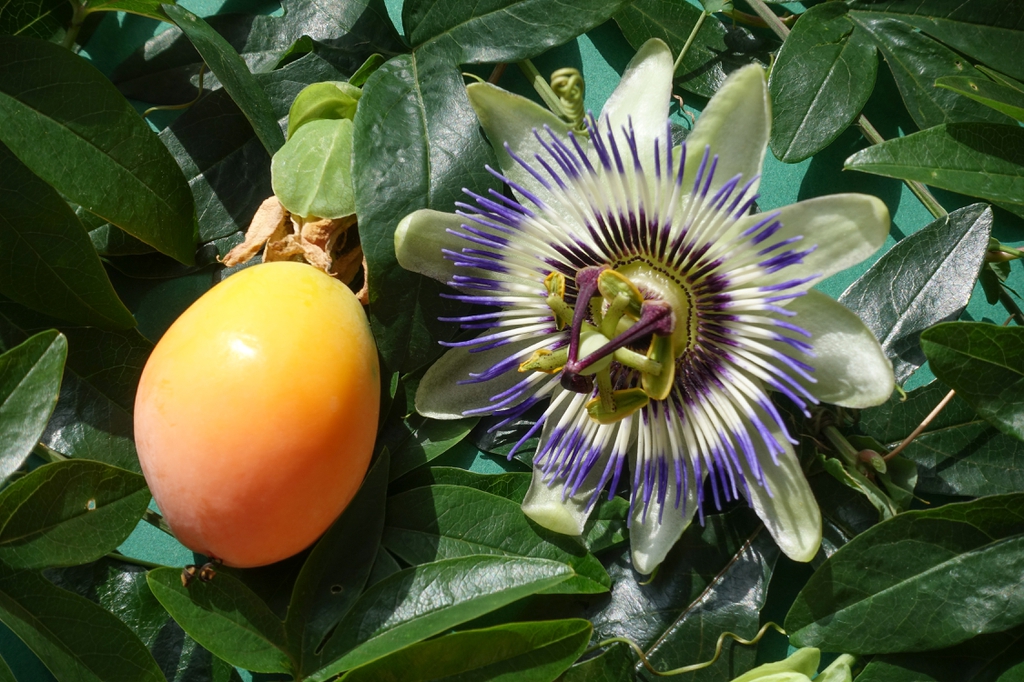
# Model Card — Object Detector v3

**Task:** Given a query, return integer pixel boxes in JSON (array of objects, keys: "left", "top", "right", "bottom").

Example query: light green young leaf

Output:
[
  {"left": 272, "top": 118, "right": 355, "bottom": 219},
  {"left": 287, "top": 81, "right": 362, "bottom": 138}
]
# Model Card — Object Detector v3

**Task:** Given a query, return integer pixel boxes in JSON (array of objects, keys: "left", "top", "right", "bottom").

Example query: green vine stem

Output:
[
  {"left": 883, "top": 388, "right": 956, "bottom": 461},
  {"left": 673, "top": 10, "right": 708, "bottom": 73},
  {"left": 62, "top": 1, "right": 88, "bottom": 50},
  {"left": 32, "top": 442, "right": 68, "bottom": 463},
  {"left": 144, "top": 509, "right": 175, "bottom": 536},
  {"left": 518, "top": 59, "right": 572, "bottom": 121},
  {"left": 586, "top": 622, "right": 786, "bottom": 676},
  {"left": 105, "top": 551, "right": 163, "bottom": 570}
]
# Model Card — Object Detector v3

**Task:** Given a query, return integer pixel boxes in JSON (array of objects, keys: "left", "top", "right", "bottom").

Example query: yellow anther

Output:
[
  {"left": 586, "top": 388, "right": 650, "bottom": 424},
  {"left": 518, "top": 347, "right": 568, "bottom": 374},
  {"left": 597, "top": 269, "right": 643, "bottom": 320},
  {"left": 545, "top": 271, "right": 566, "bottom": 299}
]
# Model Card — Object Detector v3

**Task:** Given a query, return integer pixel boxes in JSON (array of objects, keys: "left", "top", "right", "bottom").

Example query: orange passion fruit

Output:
[{"left": 134, "top": 262, "right": 380, "bottom": 567}]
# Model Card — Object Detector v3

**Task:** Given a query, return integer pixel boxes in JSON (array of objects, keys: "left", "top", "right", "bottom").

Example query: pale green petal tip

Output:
[
  {"left": 730, "top": 647, "right": 820, "bottom": 682},
  {"left": 522, "top": 471, "right": 588, "bottom": 536},
  {"left": 816, "top": 654, "right": 856, "bottom": 682},
  {"left": 772, "top": 504, "right": 822, "bottom": 563},
  {"left": 394, "top": 208, "right": 456, "bottom": 279}
]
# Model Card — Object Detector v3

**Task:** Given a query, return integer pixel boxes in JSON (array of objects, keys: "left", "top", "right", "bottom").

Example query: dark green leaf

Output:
[
  {"left": 921, "top": 322, "right": 1024, "bottom": 441},
  {"left": 615, "top": 0, "right": 772, "bottom": 98},
  {"left": 0, "top": 300, "right": 153, "bottom": 412},
  {"left": 399, "top": 467, "right": 533, "bottom": 501},
  {"left": 0, "top": 566, "right": 164, "bottom": 682},
  {"left": 387, "top": 415, "right": 479, "bottom": 481},
  {"left": 349, "top": 54, "right": 386, "bottom": 88},
  {"left": 89, "top": 224, "right": 155, "bottom": 257},
  {"left": 367, "top": 546, "right": 401, "bottom": 588},
  {"left": 0, "top": 0, "right": 70, "bottom": 40},
  {"left": 147, "top": 567, "right": 293, "bottom": 674},
  {"left": 849, "top": 16, "right": 1012, "bottom": 129},
  {"left": 589, "top": 508, "right": 778, "bottom": 681},
  {"left": 83, "top": 0, "right": 168, "bottom": 21},
  {"left": 856, "top": 624, "right": 1024, "bottom": 682},
  {"left": 309, "top": 555, "right": 575, "bottom": 681},
  {"left": 384, "top": 484, "right": 610, "bottom": 594},
  {"left": 162, "top": 4, "right": 284, "bottom": 156},
  {"left": 403, "top": 0, "right": 630, "bottom": 62},
  {"left": 48, "top": 557, "right": 243, "bottom": 682},
  {"left": 768, "top": 3, "right": 877, "bottom": 163},
  {"left": 838, "top": 204, "right": 992, "bottom": 384},
  {"left": 936, "top": 75, "right": 1024, "bottom": 122},
  {"left": 0, "top": 330, "right": 65, "bottom": 482},
  {"left": 353, "top": 49, "right": 498, "bottom": 373},
  {"left": 0, "top": 459, "right": 148, "bottom": 569},
  {"left": 272, "top": 118, "right": 355, "bottom": 219},
  {"left": 0, "top": 35, "right": 196, "bottom": 263},
  {"left": 560, "top": 641, "right": 634, "bottom": 682},
  {"left": 113, "top": 0, "right": 404, "bottom": 105},
  {"left": 861, "top": 381, "right": 1024, "bottom": 497},
  {"left": 0, "top": 144, "right": 135, "bottom": 330},
  {"left": 286, "top": 452, "right": 389, "bottom": 677},
  {"left": 845, "top": 123, "right": 1024, "bottom": 207},
  {"left": 787, "top": 493, "right": 1024, "bottom": 653},
  {"left": 160, "top": 52, "right": 345, "bottom": 244},
  {"left": 339, "top": 619, "right": 592, "bottom": 682},
  {"left": 848, "top": 0, "right": 1024, "bottom": 81}
]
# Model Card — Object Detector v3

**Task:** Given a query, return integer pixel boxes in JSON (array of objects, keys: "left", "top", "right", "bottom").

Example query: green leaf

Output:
[
  {"left": 838, "top": 204, "right": 992, "bottom": 384},
  {"left": 353, "top": 50, "right": 499, "bottom": 373},
  {"left": 339, "top": 619, "right": 592, "bottom": 682},
  {"left": 614, "top": 0, "right": 771, "bottom": 98},
  {"left": 0, "top": 330, "right": 65, "bottom": 482},
  {"left": 856, "top": 624, "right": 1024, "bottom": 682},
  {"left": 936, "top": 75, "right": 1024, "bottom": 122},
  {"left": 0, "top": 144, "right": 135, "bottom": 330},
  {"left": 845, "top": 122, "right": 1024, "bottom": 207},
  {"left": 348, "top": 54, "right": 386, "bottom": 88},
  {"left": 786, "top": 493, "right": 1024, "bottom": 653},
  {"left": 0, "top": 565, "right": 164, "bottom": 682},
  {"left": 559, "top": 641, "right": 634, "bottom": 682},
  {"left": 384, "top": 484, "right": 610, "bottom": 594},
  {"left": 113, "top": 0, "right": 405, "bottom": 105},
  {"left": 0, "top": 0, "right": 70, "bottom": 41},
  {"left": 399, "top": 467, "right": 533, "bottom": 502},
  {"left": 49, "top": 557, "right": 244, "bottom": 682},
  {"left": 589, "top": 507, "right": 778, "bottom": 681},
  {"left": 286, "top": 81, "right": 362, "bottom": 138},
  {"left": 286, "top": 452, "right": 389, "bottom": 677},
  {"left": 147, "top": 567, "right": 294, "bottom": 674},
  {"left": 160, "top": 53, "right": 346, "bottom": 244},
  {"left": 385, "top": 415, "right": 479, "bottom": 481},
  {"left": 921, "top": 322, "right": 1024, "bottom": 441},
  {"left": 271, "top": 118, "right": 355, "bottom": 219},
  {"left": 403, "top": 0, "right": 630, "bottom": 62},
  {"left": 0, "top": 35, "right": 196, "bottom": 264},
  {"left": 309, "top": 555, "right": 575, "bottom": 681},
  {"left": 848, "top": 16, "right": 1012, "bottom": 129},
  {"left": 768, "top": 3, "right": 877, "bottom": 163},
  {"left": 847, "top": 0, "right": 1024, "bottom": 82},
  {"left": 860, "top": 381, "right": 1024, "bottom": 497},
  {"left": 162, "top": 4, "right": 285, "bottom": 156},
  {"left": 0, "top": 300, "right": 153, "bottom": 413},
  {"left": 0, "top": 459, "right": 148, "bottom": 569},
  {"left": 83, "top": 0, "right": 169, "bottom": 21}
]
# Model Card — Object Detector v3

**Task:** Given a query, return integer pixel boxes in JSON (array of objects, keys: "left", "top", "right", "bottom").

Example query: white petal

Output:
[
  {"left": 731, "top": 647, "right": 819, "bottom": 682},
  {"left": 629, "top": 460, "right": 701, "bottom": 575},
  {"left": 600, "top": 38, "right": 674, "bottom": 173},
  {"left": 683, "top": 64, "right": 769, "bottom": 193},
  {"left": 773, "top": 290, "right": 895, "bottom": 409},
  {"left": 732, "top": 194, "right": 890, "bottom": 285},
  {"left": 466, "top": 82, "right": 573, "bottom": 209},
  {"left": 522, "top": 467, "right": 593, "bottom": 536},
  {"left": 741, "top": 411, "right": 821, "bottom": 563},
  {"left": 415, "top": 337, "right": 539, "bottom": 419},
  {"left": 395, "top": 209, "right": 467, "bottom": 285}
]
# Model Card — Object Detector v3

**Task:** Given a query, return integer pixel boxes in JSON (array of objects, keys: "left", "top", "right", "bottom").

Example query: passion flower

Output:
[{"left": 395, "top": 39, "right": 894, "bottom": 573}]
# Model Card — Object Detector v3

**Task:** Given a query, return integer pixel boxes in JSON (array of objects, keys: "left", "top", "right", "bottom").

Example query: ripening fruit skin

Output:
[{"left": 134, "top": 262, "right": 379, "bottom": 568}]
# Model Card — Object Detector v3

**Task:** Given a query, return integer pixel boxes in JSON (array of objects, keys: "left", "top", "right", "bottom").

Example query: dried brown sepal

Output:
[
  {"left": 223, "top": 196, "right": 365, "bottom": 296},
  {"left": 221, "top": 196, "right": 286, "bottom": 267}
]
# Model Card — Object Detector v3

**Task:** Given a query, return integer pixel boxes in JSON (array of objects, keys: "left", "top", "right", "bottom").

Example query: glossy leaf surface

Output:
[
  {"left": 769, "top": 3, "right": 876, "bottom": 163},
  {"left": 0, "top": 330, "right": 65, "bottom": 482},
  {"left": 310, "top": 555, "right": 574, "bottom": 680},
  {"left": 148, "top": 567, "right": 294, "bottom": 674},
  {"left": 936, "top": 75, "right": 1024, "bottom": 122},
  {"left": 339, "top": 619, "right": 592, "bottom": 682},
  {"left": 921, "top": 322, "right": 1024, "bottom": 441},
  {"left": 0, "top": 36, "right": 196, "bottom": 263},
  {"left": 839, "top": 204, "right": 992, "bottom": 384},
  {"left": 384, "top": 484, "right": 610, "bottom": 594},
  {"left": 787, "top": 494, "right": 1024, "bottom": 653},
  {"left": 845, "top": 123, "right": 1024, "bottom": 210},
  {"left": 271, "top": 118, "right": 355, "bottom": 219}
]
